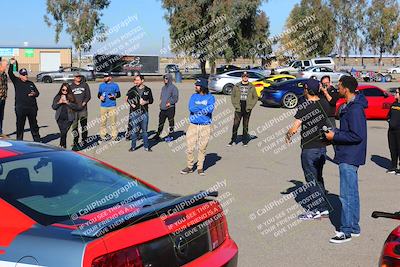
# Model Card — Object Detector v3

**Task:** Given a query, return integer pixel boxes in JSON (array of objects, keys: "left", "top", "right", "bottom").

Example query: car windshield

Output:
[
  {"left": 304, "top": 67, "right": 314, "bottom": 71},
  {"left": 0, "top": 151, "right": 159, "bottom": 225}
]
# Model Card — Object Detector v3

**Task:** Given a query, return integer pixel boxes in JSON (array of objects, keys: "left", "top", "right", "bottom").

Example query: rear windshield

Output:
[{"left": 0, "top": 151, "right": 158, "bottom": 225}]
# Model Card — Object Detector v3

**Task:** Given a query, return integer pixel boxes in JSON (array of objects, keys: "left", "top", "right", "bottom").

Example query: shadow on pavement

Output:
[
  {"left": 281, "top": 179, "right": 341, "bottom": 230},
  {"left": 371, "top": 155, "right": 391, "bottom": 170},
  {"left": 203, "top": 153, "right": 222, "bottom": 171},
  {"left": 41, "top": 133, "right": 61, "bottom": 144}
]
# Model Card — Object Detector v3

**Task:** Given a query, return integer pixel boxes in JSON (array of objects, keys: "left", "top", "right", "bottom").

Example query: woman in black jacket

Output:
[
  {"left": 387, "top": 88, "right": 400, "bottom": 174},
  {"left": 52, "top": 83, "right": 79, "bottom": 148}
]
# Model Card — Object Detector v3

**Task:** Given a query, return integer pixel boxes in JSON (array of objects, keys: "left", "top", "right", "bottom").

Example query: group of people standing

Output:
[{"left": 286, "top": 75, "right": 367, "bottom": 244}]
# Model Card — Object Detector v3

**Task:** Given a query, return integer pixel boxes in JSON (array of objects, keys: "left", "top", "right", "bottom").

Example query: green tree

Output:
[
  {"left": 44, "top": 0, "right": 110, "bottom": 67},
  {"left": 365, "top": 0, "right": 400, "bottom": 66},
  {"left": 161, "top": 0, "right": 269, "bottom": 75},
  {"left": 281, "top": 0, "right": 335, "bottom": 59},
  {"left": 329, "top": 0, "right": 366, "bottom": 63}
]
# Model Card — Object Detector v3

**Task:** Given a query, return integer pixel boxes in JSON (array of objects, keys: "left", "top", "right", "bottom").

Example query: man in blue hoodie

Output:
[
  {"left": 180, "top": 78, "right": 215, "bottom": 176},
  {"left": 325, "top": 75, "right": 368, "bottom": 244}
]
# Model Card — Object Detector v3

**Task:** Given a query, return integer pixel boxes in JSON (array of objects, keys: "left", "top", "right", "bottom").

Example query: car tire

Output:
[
  {"left": 393, "top": 70, "right": 397, "bottom": 74},
  {"left": 222, "top": 84, "right": 234, "bottom": 95},
  {"left": 43, "top": 76, "right": 52, "bottom": 83},
  {"left": 363, "top": 77, "right": 370, "bottom": 82},
  {"left": 385, "top": 75, "right": 392, "bottom": 82},
  {"left": 127, "top": 71, "right": 133, "bottom": 76},
  {"left": 376, "top": 73, "right": 383, "bottom": 82},
  {"left": 281, "top": 92, "right": 298, "bottom": 109}
]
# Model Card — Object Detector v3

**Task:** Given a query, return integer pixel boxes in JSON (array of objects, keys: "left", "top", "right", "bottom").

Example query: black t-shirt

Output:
[
  {"left": 59, "top": 104, "right": 68, "bottom": 120},
  {"left": 126, "top": 85, "right": 153, "bottom": 113},
  {"left": 319, "top": 86, "right": 339, "bottom": 118},
  {"left": 295, "top": 99, "right": 330, "bottom": 149},
  {"left": 389, "top": 102, "right": 400, "bottom": 130}
]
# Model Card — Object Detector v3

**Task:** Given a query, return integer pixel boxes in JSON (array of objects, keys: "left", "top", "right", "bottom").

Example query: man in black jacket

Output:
[
  {"left": 8, "top": 59, "right": 41, "bottom": 142},
  {"left": 319, "top": 75, "right": 339, "bottom": 128},
  {"left": 70, "top": 73, "right": 91, "bottom": 149},
  {"left": 127, "top": 75, "right": 153, "bottom": 152}
]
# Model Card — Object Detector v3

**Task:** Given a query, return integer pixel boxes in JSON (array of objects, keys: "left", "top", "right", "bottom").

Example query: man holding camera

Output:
[
  {"left": 319, "top": 75, "right": 339, "bottom": 128},
  {"left": 286, "top": 79, "right": 330, "bottom": 220},
  {"left": 127, "top": 75, "right": 153, "bottom": 152}
]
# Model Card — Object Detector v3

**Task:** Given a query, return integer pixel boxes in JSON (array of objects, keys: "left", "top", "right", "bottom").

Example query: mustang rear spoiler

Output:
[{"left": 71, "top": 190, "right": 218, "bottom": 238}]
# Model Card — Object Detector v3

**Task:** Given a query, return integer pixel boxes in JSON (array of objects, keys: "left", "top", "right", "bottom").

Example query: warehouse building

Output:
[{"left": 0, "top": 46, "right": 72, "bottom": 72}]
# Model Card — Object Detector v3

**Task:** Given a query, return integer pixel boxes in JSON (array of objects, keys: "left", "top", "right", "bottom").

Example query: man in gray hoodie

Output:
[{"left": 154, "top": 73, "right": 179, "bottom": 142}]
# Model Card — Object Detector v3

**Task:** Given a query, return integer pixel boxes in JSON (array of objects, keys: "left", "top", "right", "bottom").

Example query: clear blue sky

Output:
[{"left": 1, "top": 0, "right": 300, "bottom": 55}]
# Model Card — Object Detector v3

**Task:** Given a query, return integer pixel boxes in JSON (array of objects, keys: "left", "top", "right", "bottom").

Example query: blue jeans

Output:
[
  {"left": 301, "top": 147, "right": 328, "bottom": 212},
  {"left": 130, "top": 111, "right": 149, "bottom": 149},
  {"left": 339, "top": 163, "right": 360, "bottom": 235},
  {"left": 0, "top": 99, "right": 5, "bottom": 134}
]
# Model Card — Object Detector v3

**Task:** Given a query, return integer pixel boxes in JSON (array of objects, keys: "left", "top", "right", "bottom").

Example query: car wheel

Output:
[
  {"left": 393, "top": 70, "right": 397, "bottom": 74},
  {"left": 222, "top": 84, "right": 234, "bottom": 95},
  {"left": 385, "top": 75, "right": 392, "bottom": 82},
  {"left": 282, "top": 92, "right": 298, "bottom": 109},
  {"left": 376, "top": 73, "right": 383, "bottom": 82},
  {"left": 127, "top": 71, "right": 133, "bottom": 76},
  {"left": 43, "top": 76, "right": 52, "bottom": 83}
]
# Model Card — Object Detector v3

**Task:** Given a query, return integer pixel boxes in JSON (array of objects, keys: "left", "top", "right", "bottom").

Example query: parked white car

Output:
[
  {"left": 298, "top": 66, "right": 347, "bottom": 83},
  {"left": 208, "top": 70, "right": 266, "bottom": 95},
  {"left": 275, "top": 57, "right": 335, "bottom": 75},
  {"left": 388, "top": 66, "right": 400, "bottom": 74}
]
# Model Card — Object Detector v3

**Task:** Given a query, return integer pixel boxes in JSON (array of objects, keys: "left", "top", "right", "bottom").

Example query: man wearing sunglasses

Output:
[{"left": 8, "top": 59, "right": 41, "bottom": 142}]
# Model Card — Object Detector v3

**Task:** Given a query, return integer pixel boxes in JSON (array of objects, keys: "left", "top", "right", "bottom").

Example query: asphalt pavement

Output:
[{"left": 3, "top": 79, "right": 400, "bottom": 267}]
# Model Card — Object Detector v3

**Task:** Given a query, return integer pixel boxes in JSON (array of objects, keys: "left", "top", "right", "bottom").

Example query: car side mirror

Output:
[{"left": 384, "top": 93, "right": 389, "bottom": 98}]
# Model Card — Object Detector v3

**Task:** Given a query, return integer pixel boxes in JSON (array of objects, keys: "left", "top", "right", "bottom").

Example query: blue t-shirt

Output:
[{"left": 98, "top": 82, "right": 120, "bottom": 107}]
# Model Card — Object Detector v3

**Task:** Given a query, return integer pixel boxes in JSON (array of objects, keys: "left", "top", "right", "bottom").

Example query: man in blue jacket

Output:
[
  {"left": 180, "top": 78, "right": 215, "bottom": 176},
  {"left": 325, "top": 75, "right": 368, "bottom": 244}
]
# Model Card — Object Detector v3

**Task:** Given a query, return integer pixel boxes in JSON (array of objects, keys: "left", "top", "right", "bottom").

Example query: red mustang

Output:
[
  {"left": 0, "top": 140, "right": 238, "bottom": 267},
  {"left": 336, "top": 85, "right": 395, "bottom": 119}
]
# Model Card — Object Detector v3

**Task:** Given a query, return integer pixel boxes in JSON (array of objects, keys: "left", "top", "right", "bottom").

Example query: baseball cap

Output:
[
  {"left": 103, "top": 73, "right": 111, "bottom": 77},
  {"left": 242, "top": 71, "right": 249, "bottom": 77},
  {"left": 74, "top": 72, "right": 82, "bottom": 77},
  {"left": 195, "top": 78, "right": 208, "bottom": 88},
  {"left": 303, "top": 79, "right": 320, "bottom": 94},
  {"left": 19, "top": 68, "right": 28, "bottom": 76}
]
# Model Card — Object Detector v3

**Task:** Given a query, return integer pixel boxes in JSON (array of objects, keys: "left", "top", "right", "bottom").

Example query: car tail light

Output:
[
  {"left": 254, "top": 83, "right": 262, "bottom": 87},
  {"left": 379, "top": 233, "right": 400, "bottom": 267},
  {"left": 91, "top": 246, "right": 143, "bottom": 267},
  {"left": 380, "top": 256, "right": 400, "bottom": 267},
  {"left": 209, "top": 213, "right": 227, "bottom": 250}
]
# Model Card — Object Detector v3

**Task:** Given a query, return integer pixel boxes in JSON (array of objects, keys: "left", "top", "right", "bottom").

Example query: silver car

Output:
[
  {"left": 36, "top": 67, "right": 95, "bottom": 83},
  {"left": 298, "top": 66, "right": 346, "bottom": 83},
  {"left": 208, "top": 70, "right": 266, "bottom": 95}
]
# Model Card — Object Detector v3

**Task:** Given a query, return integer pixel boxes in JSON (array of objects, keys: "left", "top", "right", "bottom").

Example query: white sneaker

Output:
[{"left": 351, "top": 233, "right": 360, "bottom": 237}]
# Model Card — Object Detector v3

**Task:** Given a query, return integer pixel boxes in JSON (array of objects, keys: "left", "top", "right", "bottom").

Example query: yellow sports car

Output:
[{"left": 252, "top": 74, "right": 296, "bottom": 97}]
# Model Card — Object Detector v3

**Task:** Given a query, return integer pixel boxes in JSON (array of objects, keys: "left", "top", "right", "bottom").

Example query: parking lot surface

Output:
[{"left": 3, "top": 79, "right": 400, "bottom": 266}]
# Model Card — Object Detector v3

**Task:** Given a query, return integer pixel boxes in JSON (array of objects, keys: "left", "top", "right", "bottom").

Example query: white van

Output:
[
  {"left": 310, "top": 57, "right": 335, "bottom": 70},
  {"left": 275, "top": 60, "right": 312, "bottom": 75}
]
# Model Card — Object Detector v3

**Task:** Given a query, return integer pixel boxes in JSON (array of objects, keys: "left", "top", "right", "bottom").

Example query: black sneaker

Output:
[
  {"left": 243, "top": 140, "right": 249, "bottom": 147},
  {"left": 180, "top": 167, "right": 193, "bottom": 175},
  {"left": 227, "top": 141, "right": 235, "bottom": 147},
  {"left": 329, "top": 232, "right": 352, "bottom": 244},
  {"left": 128, "top": 147, "right": 136, "bottom": 152},
  {"left": 387, "top": 168, "right": 396, "bottom": 174},
  {"left": 396, "top": 169, "right": 400, "bottom": 175}
]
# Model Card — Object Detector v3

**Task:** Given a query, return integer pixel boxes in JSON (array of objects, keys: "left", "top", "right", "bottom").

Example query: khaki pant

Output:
[
  {"left": 100, "top": 107, "right": 118, "bottom": 139},
  {"left": 186, "top": 123, "right": 212, "bottom": 170}
]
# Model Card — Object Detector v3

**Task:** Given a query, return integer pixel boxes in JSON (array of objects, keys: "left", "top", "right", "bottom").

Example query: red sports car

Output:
[
  {"left": 372, "top": 210, "right": 400, "bottom": 266},
  {"left": 336, "top": 85, "right": 395, "bottom": 119},
  {"left": 0, "top": 140, "right": 238, "bottom": 267}
]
